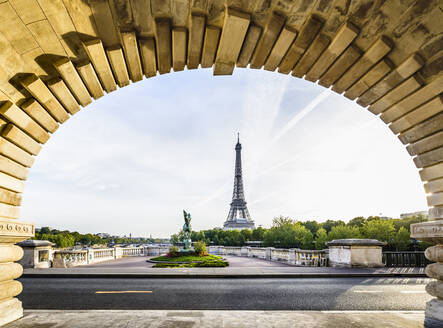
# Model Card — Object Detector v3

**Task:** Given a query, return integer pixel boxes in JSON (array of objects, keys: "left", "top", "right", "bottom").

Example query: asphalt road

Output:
[{"left": 18, "top": 277, "right": 432, "bottom": 311}]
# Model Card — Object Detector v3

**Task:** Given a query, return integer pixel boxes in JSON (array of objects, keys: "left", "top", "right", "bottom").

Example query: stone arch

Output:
[{"left": 0, "top": 0, "right": 441, "bottom": 326}]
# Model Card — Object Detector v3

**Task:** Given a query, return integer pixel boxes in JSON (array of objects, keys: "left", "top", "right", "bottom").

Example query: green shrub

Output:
[
  {"left": 194, "top": 241, "right": 207, "bottom": 256},
  {"left": 153, "top": 262, "right": 180, "bottom": 268},
  {"left": 168, "top": 246, "right": 180, "bottom": 257}
]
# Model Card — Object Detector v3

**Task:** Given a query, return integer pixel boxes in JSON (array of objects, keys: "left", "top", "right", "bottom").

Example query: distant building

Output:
[
  {"left": 96, "top": 233, "right": 110, "bottom": 238},
  {"left": 223, "top": 134, "right": 255, "bottom": 231},
  {"left": 400, "top": 211, "right": 428, "bottom": 219}
]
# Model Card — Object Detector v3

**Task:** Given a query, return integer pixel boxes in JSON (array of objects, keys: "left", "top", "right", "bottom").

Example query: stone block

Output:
[
  {"left": 327, "top": 239, "right": 385, "bottom": 267},
  {"left": 430, "top": 207, "right": 443, "bottom": 220},
  {"left": 425, "top": 299, "right": 443, "bottom": 328},
  {"left": 76, "top": 62, "right": 104, "bottom": 100},
  {"left": 0, "top": 218, "right": 34, "bottom": 244},
  {"left": 265, "top": 247, "right": 274, "bottom": 260},
  {"left": 172, "top": 28, "right": 186, "bottom": 72},
  {"left": 250, "top": 12, "right": 285, "bottom": 69},
  {"left": 82, "top": 39, "right": 117, "bottom": 93},
  {"left": 139, "top": 38, "right": 157, "bottom": 78},
  {"left": 426, "top": 245, "right": 443, "bottom": 262},
  {"left": 236, "top": 25, "right": 261, "bottom": 68},
  {"left": 0, "top": 263, "right": 22, "bottom": 282},
  {"left": 426, "top": 263, "right": 443, "bottom": 281},
  {"left": 106, "top": 47, "right": 130, "bottom": 88},
  {"left": 411, "top": 220, "right": 443, "bottom": 243},
  {"left": 121, "top": 31, "right": 143, "bottom": 82},
  {"left": 0, "top": 298, "right": 22, "bottom": 327},
  {"left": 53, "top": 58, "right": 92, "bottom": 107},
  {"left": 428, "top": 193, "right": 443, "bottom": 207},
  {"left": 419, "top": 162, "right": 443, "bottom": 182},
  {"left": 215, "top": 7, "right": 250, "bottom": 73},
  {"left": 426, "top": 280, "right": 443, "bottom": 299},
  {"left": 16, "top": 239, "right": 54, "bottom": 269},
  {"left": 201, "top": 26, "right": 221, "bottom": 68},
  {"left": 0, "top": 280, "right": 22, "bottom": 300}
]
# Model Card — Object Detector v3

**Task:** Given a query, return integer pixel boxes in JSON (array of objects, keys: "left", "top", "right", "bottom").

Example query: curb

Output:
[{"left": 21, "top": 272, "right": 428, "bottom": 279}]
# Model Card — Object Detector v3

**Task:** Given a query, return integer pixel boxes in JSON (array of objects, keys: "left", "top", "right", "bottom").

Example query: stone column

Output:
[
  {"left": 0, "top": 218, "right": 34, "bottom": 326},
  {"left": 411, "top": 217, "right": 443, "bottom": 327},
  {"left": 288, "top": 249, "right": 296, "bottom": 265},
  {"left": 265, "top": 247, "right": 274, "bottom": 261}
]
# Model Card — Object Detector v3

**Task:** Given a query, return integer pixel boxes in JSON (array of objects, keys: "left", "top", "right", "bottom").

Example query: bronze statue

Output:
[{"left": 182, "top": 210, "right": 192, "bottom": 250}]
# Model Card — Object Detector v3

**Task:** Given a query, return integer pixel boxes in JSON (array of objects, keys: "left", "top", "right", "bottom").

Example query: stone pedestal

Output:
[
  {"left": 288, "top": 249, "right": 296, "bottom": 265},
  {"left": 327, "top": 239, "right": 386, "bottom": 267},
  {"left": 16, "top": 240, "right": 54, "bottom": 269},
  {"left": 411, "top": 220, "right": 443, "bottom": 328},
  {"left": 0, "top": 218, "right": 34, "bottom": 327},
  {"left": 265, "top": 247, "right": 274, "bottom": 261},
  {"left": 246, "top": 246, "right": 252, "bottom": 257}
]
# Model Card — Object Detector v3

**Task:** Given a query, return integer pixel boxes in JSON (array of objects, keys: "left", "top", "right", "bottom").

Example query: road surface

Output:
[{"left": 18, "top": 277, "right": 432, "bottom": 311}]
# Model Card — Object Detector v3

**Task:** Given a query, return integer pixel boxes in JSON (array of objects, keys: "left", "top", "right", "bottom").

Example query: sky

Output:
[{"left": 20, "top": 68, "right": 428, "bottom": 237}]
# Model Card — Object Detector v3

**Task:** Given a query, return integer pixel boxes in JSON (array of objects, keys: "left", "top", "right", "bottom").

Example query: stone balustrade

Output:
[
  {"left": 208, "top": 246, "right": 329, "bottom": 267},
  {"left": 53, "top": 250, "right": 89, "bottom": 268},
  {"left": 18, "top": 243, "right": 169, "bottom": 268}
]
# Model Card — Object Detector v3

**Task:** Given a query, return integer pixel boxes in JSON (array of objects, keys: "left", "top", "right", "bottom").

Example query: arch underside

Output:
[{"left": 0, "top": 0, "right": 440, "bottom": 225}]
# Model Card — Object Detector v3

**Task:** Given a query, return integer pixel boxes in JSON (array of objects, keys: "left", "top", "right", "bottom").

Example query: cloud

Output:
[{"left": 21, "top": 70, "right": 427, "bottom": 237}]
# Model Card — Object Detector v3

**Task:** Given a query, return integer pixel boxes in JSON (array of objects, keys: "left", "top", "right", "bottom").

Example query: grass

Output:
[{"left": 151, "top": 254, "right": 229, "bottom": 268}]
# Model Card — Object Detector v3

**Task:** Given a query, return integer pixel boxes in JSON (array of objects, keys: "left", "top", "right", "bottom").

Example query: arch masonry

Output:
[{"left": 0, "top": 1, "right": 441, "bottom": 326}]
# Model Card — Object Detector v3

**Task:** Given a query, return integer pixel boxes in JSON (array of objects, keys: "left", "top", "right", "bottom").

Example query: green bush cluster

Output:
[
  {"left": 152, "top": 253, "right": 228, "bottom": 268},
  {"left": 168, "top": 246, "right": 180, "bottom": 257},
  {"left": 33, "top": 227, "right": 158, "bottom": 248},
  {"left": 193, "top": 241, "right": 207, "bottom": 256}
]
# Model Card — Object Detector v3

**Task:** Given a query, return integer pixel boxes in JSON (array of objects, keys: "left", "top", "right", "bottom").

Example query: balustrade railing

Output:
[
  {"left": 382, "top": 251, "right": 430, "bottom": 267},
  {"left": 209, "top": 246, "right": 328, "bottom": 266},
  {"left": 53, "top": 250, "right": 88, "bottom": 267},
  {"left": 294, "top": 249, "right": 329, "bottom": 267},
  {"left": 271, "top": 248, "right": 289, "bottom": 262},
  {"left": 249, "top": 247, "right": 266, "bottom": 259},
  {"left": 122, "top": 247, "right": 144, "bottom": 256}
]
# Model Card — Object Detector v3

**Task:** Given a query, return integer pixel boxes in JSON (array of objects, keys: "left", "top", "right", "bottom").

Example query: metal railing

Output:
[{"left": 382, "top": 251, "right": 431, "bottom": 267}]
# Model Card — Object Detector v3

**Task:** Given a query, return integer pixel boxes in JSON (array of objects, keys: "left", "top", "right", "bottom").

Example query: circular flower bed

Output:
[{"left": 149, "top": 254, "right": 229, "bottom": 268}]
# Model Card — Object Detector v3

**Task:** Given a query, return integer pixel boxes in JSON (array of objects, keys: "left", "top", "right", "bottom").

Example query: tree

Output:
[
  {"left": 348, "top": 216, "right": 366, "bottom": 227},
  {"left": 327, "top": 225, "right": 361, "bottom": 241},
  {"left": 272, "top": 216, "right": 296, "bottom": 227},
  {"left": 263, "top": 220, "right": 313, "bottom": 249},
  {"left": 252, "top": 227, "right": 266, "bottom": 240},
  {"left": 392, "top": 227, "right": 410, "bottom": 251},
  {"left": 240, "top": 229, "right": 252, "bottom": 241},
  {"left": 361, "top": 219, "right": 395, "bottom": 243},
  {"left": 315, "top": 228, "right": 328, "bottom": 250},
  {"left": 39, "top": 227, "right": 51, "bottom": 234},
  {"left": 302, "top": 220, "right": 320, "bottom": 235},
  {"left": 321, "top": 220, "right": 345, "bottom": 233}
]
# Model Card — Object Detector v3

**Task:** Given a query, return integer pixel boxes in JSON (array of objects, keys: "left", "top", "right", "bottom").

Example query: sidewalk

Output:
[
  {"left": 5, "top": 310, "right": 425, "bottom": 328},
  {"left": 22, "top": 266, "right": 427, "bottom": 278}
]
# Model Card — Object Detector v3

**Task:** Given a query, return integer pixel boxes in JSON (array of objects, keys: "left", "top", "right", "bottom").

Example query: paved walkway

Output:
[
  {"left": 5, "top": 310, "right": 425, "bottom": 328},
  {"left": 23, "top": 256, "right": 427, "bottom": 278},
  {"left": 84, "top": 255, "right": 292, "bottom": 268}
]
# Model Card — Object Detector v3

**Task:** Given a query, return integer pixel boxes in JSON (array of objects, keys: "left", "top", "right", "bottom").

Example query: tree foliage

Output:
[{"left": 182, "top": 215, "right": 425, "bottom": 251}]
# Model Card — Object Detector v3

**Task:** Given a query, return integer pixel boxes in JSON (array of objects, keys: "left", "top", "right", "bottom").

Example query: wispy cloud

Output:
[{"left": 21, "top": 70, "right": 427, "bottom": 237}]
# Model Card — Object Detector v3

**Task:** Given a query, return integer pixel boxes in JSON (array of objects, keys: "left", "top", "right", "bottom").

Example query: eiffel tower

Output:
[{"left": 223, "top": 134, "right": 255, "bottom": 230}]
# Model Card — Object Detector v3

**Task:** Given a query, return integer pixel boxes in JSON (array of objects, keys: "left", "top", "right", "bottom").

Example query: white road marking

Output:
[
  {"left": 95, "top": 291, "right": 153, "bottom": 294},
  {"left": 400, "top": 291, "right": 426, "bottom": 294},
  {"left": 353, "top": 290, "right": 383, "bottom": 293}
]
